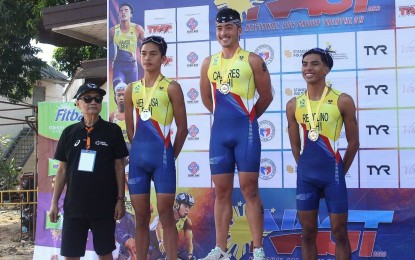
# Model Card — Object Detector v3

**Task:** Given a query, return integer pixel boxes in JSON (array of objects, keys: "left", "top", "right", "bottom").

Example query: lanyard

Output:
[
  {"left": 306, "top": 86, "right": 329, "bottom": 130},
  {"left": 219, "top": 47, "right": 241, "bottom": 84},
  {"left": 142, "top": 74, "right": 162, "bottom": 111},
  {"left": 85, "top": 127, "right": 94, "bottom": 150}
]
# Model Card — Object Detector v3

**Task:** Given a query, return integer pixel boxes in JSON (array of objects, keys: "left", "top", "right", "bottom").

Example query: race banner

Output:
[{"left": 34, "top": 0, "right": 415, "bottom": 259}]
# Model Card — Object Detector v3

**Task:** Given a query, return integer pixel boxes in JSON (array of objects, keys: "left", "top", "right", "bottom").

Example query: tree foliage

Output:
[
  {"left": 52, "top": 46, "right": 106, "bottom": 78},
  {"left": 0, "top": 135, "right": 20, "bottom": 191},
  {"left": 0, "top": 0, "right": 105, "bottom": 101},
  {"left": 0, "top": 0, "right": 46, "bottom": 101}
]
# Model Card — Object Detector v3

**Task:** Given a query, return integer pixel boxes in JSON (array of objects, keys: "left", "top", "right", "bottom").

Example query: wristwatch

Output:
[{"left": 117, "top": 196, "right": 126, "bottom": 201}]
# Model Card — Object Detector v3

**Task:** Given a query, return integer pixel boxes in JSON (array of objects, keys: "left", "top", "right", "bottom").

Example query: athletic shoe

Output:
[
  {"left": 199, "top": 246, "right": 231, "bottom": 260},
  {"left": 253, "top": 247, "right": 265, "bottom": 260}
]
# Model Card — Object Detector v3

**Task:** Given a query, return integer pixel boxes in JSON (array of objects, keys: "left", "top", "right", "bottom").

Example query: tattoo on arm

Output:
[{"left": 261, "top": 62, "right": 267, "bottom": 72}]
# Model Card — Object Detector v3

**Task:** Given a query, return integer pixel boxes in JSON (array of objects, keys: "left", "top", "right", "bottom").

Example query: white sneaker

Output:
[
  {"left": 199, "top": 246, "right": 231, "bottom": 260},
  {"left": 253, "top": 247, "right": 265, "bottom": 260}
]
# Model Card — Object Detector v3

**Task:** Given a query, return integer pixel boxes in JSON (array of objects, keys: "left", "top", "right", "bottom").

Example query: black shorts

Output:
[{"left": 61, "top": 217, "right": 116, "bottom": 257}]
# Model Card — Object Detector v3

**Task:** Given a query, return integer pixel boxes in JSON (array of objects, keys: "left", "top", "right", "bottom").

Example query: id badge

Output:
[{"left": 78, "top": 149, "right": 96, "bottom": 172}]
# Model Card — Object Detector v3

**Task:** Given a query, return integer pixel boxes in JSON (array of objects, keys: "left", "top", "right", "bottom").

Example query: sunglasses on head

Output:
[
  {"left": 142, "top": 36, "right": 164, "bottom": 45},
  {"left": 311, "top": 47, "right": 334, "bottom": 67},
  {"left": 78, "top": 96, "right": 103, "bottom": 104}
]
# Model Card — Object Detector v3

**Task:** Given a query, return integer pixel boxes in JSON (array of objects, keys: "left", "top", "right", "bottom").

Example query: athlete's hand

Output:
[
  {"left": 159, "top": 240, "right": 166, "bottom": 253},
  {"left": 114, "top": 200, "right": 126, "bottom": 220},
  {"left": 125, "top": 238, "right": 136, "bottom": 260},
  {"left": 49, "top": 203, "right": 60, "bottom": 223}
]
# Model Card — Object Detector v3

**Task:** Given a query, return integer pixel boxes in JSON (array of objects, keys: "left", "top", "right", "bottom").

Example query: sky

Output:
[{"left": 31, "top": 40, "right": 55, "bottom": 65}]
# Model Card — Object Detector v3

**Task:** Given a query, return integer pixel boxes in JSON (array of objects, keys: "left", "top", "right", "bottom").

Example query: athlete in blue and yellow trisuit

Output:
[
  {"left": 109, "top": 3, "right": 145, "bottom": 86},
  {"left": 199, "top": 8, "right": 273, "bottom": 260},
  {"left": 286, "top": 48, "right": 359, "bottom": 260},
  {"left": 125, "top": 36, "right": 188, "bottom": 260}
]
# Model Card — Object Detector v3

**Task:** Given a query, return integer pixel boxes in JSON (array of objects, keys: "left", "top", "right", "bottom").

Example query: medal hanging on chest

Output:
[
  {"left": 218, "top": 47, "right": 240, "bottom": 95},
  {"left": 219, "top": 83, "right": 231, "bottom": 94},
  {"left": 308, "top": 128, "right": 319, "bottom": 142},
  {"left": 306, "top": 86, "right": 329, "bottom": 142},
  {"left": 141, "top": 74, "right": 162, "bottom": 121},
  {"left": 140, "top": 109, "right": 151, "bottom": 121}
]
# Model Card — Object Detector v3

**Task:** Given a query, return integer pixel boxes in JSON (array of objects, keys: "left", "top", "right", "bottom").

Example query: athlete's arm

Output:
[
  {"left": 249, "top": 53, "right": 273, "bottom": 117},
  {"left": 338, "top": 93, "right": 359, "bottom": 173},
  {"left": 136, "top": 24, "right": 145, "bottom": 41},
  {"left": 184, "top": 218, "right": 194, "bottom": 257},
  {"left": 114, "top": 158, "right": 126, "bottom": 220},
  {"left": 109, "top": 26, "right": 117, "bottom": 62},
  {"left": 286, "top": 98, "right": 301, "bottom": 164},
  {"left": 200, "top": 56, "right": 213, "bottom": 113},
  {"left": 168, "top": 81, "right": 188, "bottom": 158},
  {"left": 124, "top": 83, "right": 135, "bottom": 143},
  {"left": 155, "top": 220, "right": 165, "bottom": 253},
  {"left": 49, "top": 161, "right": 66, "bottom": 223},
  {"left": 135, "top": 24, "right": 145, "bottom": 60}
]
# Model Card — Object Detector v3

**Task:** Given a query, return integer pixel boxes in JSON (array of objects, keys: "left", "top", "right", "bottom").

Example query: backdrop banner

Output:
[{"left": 34, "top": 0, "right": 415, "bottom": 259}]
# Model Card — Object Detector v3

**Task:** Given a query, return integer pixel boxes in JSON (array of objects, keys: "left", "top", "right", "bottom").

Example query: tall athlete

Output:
[
  {"left": 286, "top": 48, "right": 359, "bottom": 259},
  {"left": 124, "top": 35, "right": 188, "bottom": 260},
  {"left": 110, "top": 3, "right": 145, "bottom": 87},
  {"left": 199, "top": 8, "right": 273, "bottom": 260}
]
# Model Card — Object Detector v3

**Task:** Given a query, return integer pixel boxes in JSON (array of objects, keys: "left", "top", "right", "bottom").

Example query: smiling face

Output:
[
  {"left": 216, "top": 22, "right": 241, "bottom": 48},
  {"left": 301, "top": 53, "right": 330, "bottom": 85}
]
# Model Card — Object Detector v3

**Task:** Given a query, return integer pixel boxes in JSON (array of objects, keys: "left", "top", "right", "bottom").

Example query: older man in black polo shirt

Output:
[{"left": 49, "top": 82, "right": 129, "bottom": 260}]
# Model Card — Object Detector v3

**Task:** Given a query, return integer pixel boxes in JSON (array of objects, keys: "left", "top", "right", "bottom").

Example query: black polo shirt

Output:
[{"left": 55, "top": 117, "right": 128, "bottom": 218}]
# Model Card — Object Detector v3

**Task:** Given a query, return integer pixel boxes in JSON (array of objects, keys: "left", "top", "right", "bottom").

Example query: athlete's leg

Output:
[
  {"left": 130, "top": 194, "right": 151, "bottom": 260},
  {"left": 212, "top": 173, "right": 234, "bottom": 251},
  {"left": 329, "top": 212, "right": 350, "bottom": 259},
  {"left": 238, "top": 172, "right": 263, "bottom": 248},
  {"left": 156, "top": 193, "right": 178, "bottom": 260},
  {"left": 298, "top": 209, "right": 319, "bottom": 260}
]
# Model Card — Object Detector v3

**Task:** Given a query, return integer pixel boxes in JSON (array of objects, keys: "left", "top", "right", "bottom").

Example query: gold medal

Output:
[
  {"left": 308, "top": 128, "right": 319, "bottom": 141},
  {"left": 140, "top": 109, "right": 151, "bottom": 121},
  {"left": 306, "top": 86, "right": 329, "bottom": 142},
  {"left": 219, "top": 83, "right": 231, "bottom": 94}
]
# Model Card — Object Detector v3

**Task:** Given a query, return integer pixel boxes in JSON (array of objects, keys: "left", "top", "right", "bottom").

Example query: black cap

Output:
[
  {"left": 73, "top": 82, "right": 106, "bottom": 99},
  {"left": 216, "top": 8, "right": 241, "bottom": 25}
]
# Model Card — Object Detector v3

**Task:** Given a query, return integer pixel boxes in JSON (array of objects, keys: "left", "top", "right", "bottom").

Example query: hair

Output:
[
  {"left": 216, "top": 8, "right": 241, "bottom": 27},
  {"left": 119, "top": 3, "right": 134, "bottom": 14},
  {"left": 142, "top": 36, "right": 168, "bottom": 57},
  {"left": 302, "top": 48, "right": 334, "bottom": 70}
]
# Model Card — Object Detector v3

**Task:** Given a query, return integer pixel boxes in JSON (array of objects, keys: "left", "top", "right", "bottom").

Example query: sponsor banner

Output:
[{"left": 38, "top": 102, "right": 108, "bottom": 140}]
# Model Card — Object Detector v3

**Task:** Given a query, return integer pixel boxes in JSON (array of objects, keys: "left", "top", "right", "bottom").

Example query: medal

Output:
[
  {"left": 140, "top": 109, "right": 151, "bottom": 121},
  {"left": 306, "top": 86, "right": 329, "bottom": 142},
  {"left": 217, "top": 47, "right": 240, "bottom": 96},
  {"left": 308, "top": 128, "right": 319, "bottom": 142},
  {"left": 219, "top": 83, "right": 231, "bottom": 94},
  {"left": 141, "top": 74, "right": 163, "bottom": 122}
]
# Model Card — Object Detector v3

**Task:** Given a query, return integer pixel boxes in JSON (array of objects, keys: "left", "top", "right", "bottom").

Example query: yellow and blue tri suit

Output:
[
  {"left": 128, "top": 75, "right": 176, "bottom": 194},
  {"left": 207, "top": 49, "right": 261, "bottom": 174},
  {"left": 295, "top": 87, "right": 348, "bottom": 213},
  {"left": 113, "top": 23, "right": 140, "bottom": 84}
]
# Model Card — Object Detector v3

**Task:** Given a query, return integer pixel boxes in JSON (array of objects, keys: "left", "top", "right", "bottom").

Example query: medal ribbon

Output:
[
  {"left": 219, "top": 47, "right": 241, "bottom": 85},
  {"left": 142, "top": 74, "right": 163, "bottom": 113},
  {"left": 85, "top": 127, "right": 94, "bottom": 150},
  {"left": 306, "top": 86, "right": 329, "bottom": 131}
]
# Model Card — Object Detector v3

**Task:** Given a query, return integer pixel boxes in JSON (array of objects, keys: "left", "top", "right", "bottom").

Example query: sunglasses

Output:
[
  {"left": 78, "top": 96, "right": 103, "bottom": 104},
  {"left": 311, "top": 48, "right": 334, "bottom": 67},
  {"left": 142, "top": 36, "right": 164, "bottom": 45}
]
